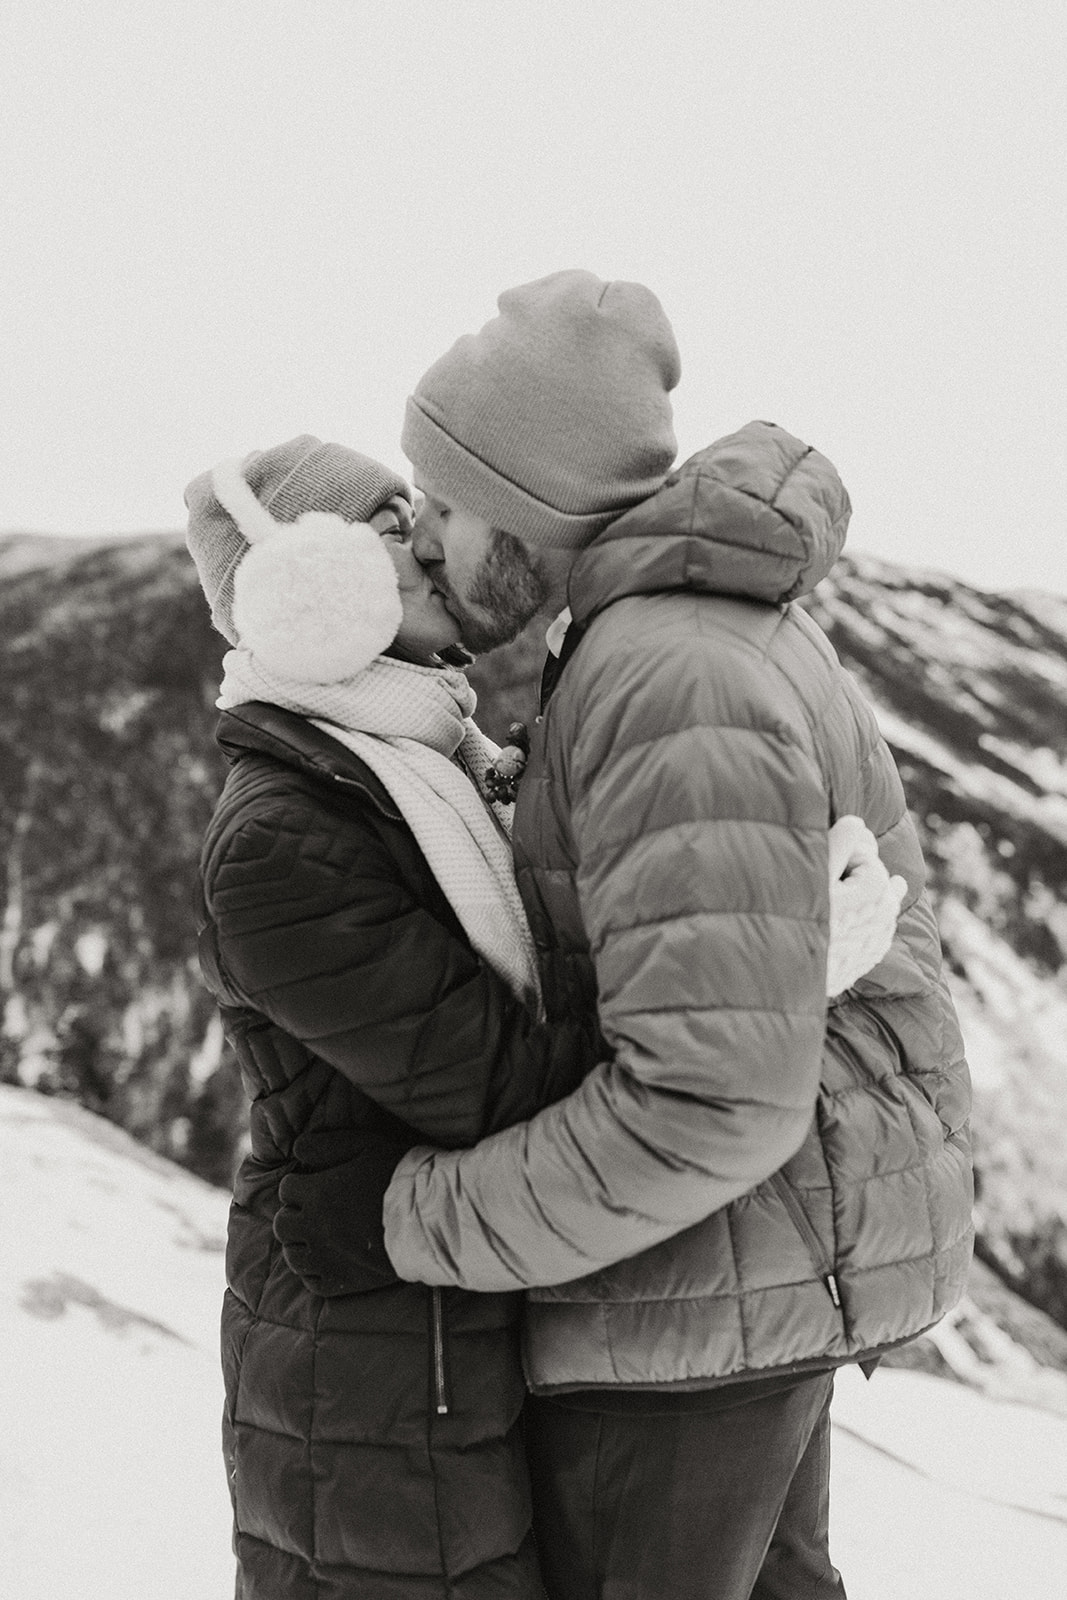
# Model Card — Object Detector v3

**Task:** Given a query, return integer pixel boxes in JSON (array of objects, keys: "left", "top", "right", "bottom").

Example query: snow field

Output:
[{"left": 2, "top": 1084, "right": 1065, "bottom": 1600}]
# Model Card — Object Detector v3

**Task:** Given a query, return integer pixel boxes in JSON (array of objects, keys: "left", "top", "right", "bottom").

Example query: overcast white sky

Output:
[{"left": 2, "top": 1, "right": 1064, "bottom": 593}]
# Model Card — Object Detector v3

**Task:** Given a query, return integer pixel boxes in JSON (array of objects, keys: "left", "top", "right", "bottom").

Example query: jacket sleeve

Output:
[
  {"left": 383, "top": 639, "right": 832, "bottom": 1288},
  {"left": 206, "top": 793, "right": 587, "bottom": 1149}
]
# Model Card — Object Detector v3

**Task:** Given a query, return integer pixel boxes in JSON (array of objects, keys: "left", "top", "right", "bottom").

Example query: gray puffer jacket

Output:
[{"left": 384, "top": 421, "right": 973, "bottom": 1393}]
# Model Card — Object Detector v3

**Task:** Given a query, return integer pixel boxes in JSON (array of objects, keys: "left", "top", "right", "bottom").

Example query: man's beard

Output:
[{"left": 430, "top": 528, "right": 551, "bottom": 654}]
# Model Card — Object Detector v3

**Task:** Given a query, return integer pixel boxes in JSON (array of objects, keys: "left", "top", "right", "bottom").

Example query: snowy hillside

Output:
[
  {"left": 0, "top": 1083, "right": 233, "bottom": 1598},
  {"left": 804, "top": 556, "right": 1067, "bottom": 1326},
  {"left": 1, "top": 1083, "right": 1065, "bottom": 1600}
]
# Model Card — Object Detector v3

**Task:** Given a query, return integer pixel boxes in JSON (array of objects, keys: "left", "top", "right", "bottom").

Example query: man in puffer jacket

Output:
[{"left": 282, "top": 273, "right": 973, "bottom": 1599}]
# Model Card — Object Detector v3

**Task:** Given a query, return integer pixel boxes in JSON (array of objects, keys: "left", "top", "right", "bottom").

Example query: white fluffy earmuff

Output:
[{"left": 212, "top": 458, "right": 404, "bottom": 683}]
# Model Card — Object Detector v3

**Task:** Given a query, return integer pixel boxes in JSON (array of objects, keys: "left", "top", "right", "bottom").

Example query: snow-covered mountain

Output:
[
  {"left": 0, "top": 533, "right": 238, "bottom": 1187},
  {"left": 803, "top": 555, "right": 1067, "bottom": 1329},
  {"left": 1, "top": 1082, "right": 1064, "bottom": 1600},
  {"left": 0, "top": 532, "right": 1065, "bottom": 1341}
]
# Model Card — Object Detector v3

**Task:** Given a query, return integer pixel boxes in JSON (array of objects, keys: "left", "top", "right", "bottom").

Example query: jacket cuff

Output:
[{"left": 383, "top": 1147, "right": 447, "bottom": 1283}]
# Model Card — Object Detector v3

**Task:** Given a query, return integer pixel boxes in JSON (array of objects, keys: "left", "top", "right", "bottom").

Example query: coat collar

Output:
[{"left": 215, "top": 701, "right": 403, "bottom": 822}]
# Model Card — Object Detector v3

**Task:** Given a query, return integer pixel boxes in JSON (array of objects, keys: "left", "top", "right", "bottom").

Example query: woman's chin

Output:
[{"left": 387, "top": 630, "right": 468, "bottom": 668}]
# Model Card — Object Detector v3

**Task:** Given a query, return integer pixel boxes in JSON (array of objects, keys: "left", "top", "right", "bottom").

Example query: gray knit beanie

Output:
[
  {"left": 184, "top": 434, "right": 409, "bottom": 645},
  {"left": 401, "top": 270, "right": 681, "bottom": 549}
]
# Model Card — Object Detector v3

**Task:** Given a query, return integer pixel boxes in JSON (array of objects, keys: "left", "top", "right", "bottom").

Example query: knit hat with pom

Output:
[
  {"left": 401, "top": 269, "right": 681, "bottom": 549},
  {"left": 184, "top": 436, "right": 409, "bottom": 682}
]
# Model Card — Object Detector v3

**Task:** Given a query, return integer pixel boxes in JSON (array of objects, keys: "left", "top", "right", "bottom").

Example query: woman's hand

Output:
[
  {"left": 274, "top": 1130, "right": 412, "bottom": 1296},
  {"left": 825, "top": 816, "right": 907, "bottom": 998}
]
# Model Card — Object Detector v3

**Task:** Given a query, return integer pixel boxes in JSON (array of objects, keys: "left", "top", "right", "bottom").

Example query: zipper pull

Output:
[
  {"left": 825, "top": 1272, "right": 841, "bottom": 1308},
  {"left": 431, "top": 1287, "right": 450, "bottom": 1416}
]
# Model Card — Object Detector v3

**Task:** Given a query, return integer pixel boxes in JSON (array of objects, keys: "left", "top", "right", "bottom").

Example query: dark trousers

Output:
[{"left": 525, "top": 1372, "right": 845, "bottom": 1600}]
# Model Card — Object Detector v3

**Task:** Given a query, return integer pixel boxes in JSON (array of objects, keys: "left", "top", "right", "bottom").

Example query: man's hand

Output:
[
  {"left": 826, "top": 816, "right": 907, "bottom": 998},
  {"left": 274, "top": 1131, "right": 412, "bottom": 1296}
]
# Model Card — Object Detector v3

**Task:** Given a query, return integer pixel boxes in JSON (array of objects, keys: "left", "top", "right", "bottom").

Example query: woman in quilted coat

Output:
[
  {"left": 185, "top": 433, "right": 901, "bottom": 1599},
  {"left": 186, "top": 434, "right": 597, "bottom": 1599}
]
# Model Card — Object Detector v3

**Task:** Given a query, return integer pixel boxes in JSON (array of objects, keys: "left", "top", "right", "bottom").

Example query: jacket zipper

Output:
[
  {"left": 431, "top": 1288, "right": 450, "bottom": 1416},
  {"left": 331, "top": 771, "right": 404, "bottom": 822},
  {"left": 769, "top": 1171, "right": 841, "bottom": 1309}
]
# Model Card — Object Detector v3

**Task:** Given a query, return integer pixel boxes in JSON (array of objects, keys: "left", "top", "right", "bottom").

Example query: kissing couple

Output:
[{"left": 187, "top": 269, "right": 972, "bottom": 1600}]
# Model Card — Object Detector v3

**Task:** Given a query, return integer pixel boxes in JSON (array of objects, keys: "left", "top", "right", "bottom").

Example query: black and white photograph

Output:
[{"left": 1, "top": 4, "right": 1065, "bottom": 1596}]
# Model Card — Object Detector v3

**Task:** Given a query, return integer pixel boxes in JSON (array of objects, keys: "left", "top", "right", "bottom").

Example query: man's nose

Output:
[{"left": 411, "top": 514, "right": 442, "bottom": 565}]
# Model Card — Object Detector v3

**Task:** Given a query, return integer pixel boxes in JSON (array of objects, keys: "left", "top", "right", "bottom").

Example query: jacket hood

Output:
[{"left": 568, "top": 420, "right": 850, "bottom": 625}]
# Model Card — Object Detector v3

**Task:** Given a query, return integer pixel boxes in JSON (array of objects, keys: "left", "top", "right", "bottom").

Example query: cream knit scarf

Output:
[{"left": 217, "top": 649, "right": 542, "bottom": 1011}]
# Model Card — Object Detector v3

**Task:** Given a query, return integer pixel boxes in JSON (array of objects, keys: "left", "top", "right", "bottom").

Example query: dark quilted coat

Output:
[
  {"left": 384, "top": 421, "right": 974, "bottom": 1392},
  {"left": 197, "top": 704, "right": 589, "bottom": 1597}
]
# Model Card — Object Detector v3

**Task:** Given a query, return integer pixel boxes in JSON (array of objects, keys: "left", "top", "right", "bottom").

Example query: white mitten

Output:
[{"left": 825, "top": 816, "right": 907, "bottom": 998}]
